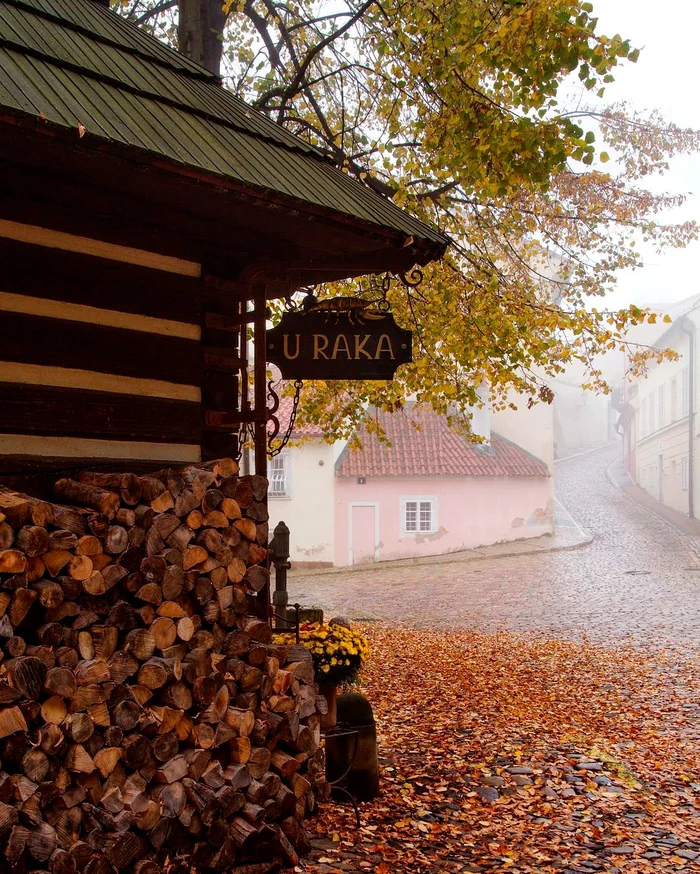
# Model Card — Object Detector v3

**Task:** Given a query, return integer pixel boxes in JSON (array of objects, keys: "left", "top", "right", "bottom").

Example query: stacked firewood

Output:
[{"left": 0, "top": 460, "right": 326, "bottom": 874}]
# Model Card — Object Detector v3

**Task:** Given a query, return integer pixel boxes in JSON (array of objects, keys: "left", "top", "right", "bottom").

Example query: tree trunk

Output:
[{"left": 178, "top": 0, "right": 228, "bottom": 76}]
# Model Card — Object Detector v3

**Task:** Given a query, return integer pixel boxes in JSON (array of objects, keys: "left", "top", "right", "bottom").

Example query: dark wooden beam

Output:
[
  {"left": 0, "top": 384, "right": 202, "bottom": 444},
  {"left": 1, "top": 311, "right": 201, "bottom": 385},
  {"left": 0, "top": 237, "right": 202, "bottom": 323}
]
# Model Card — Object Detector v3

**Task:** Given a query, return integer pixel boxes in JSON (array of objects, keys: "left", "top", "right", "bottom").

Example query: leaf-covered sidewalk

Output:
[{"left": 300, "top": 626, "right": 700, "bottom": 873}]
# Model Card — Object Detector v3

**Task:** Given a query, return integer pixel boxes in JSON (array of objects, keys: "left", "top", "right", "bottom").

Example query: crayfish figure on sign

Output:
[{"left": 301, "top": 293, "right": 386, "bottom": 326}]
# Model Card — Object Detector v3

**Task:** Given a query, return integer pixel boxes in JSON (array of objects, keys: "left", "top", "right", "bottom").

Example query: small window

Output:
[
  {"left": 640, "top": 400, "right": 647, "bottom": 437},
  {"left": 681, "top": 456, "right": 689, "bottom": 491},
  {"left": 671, "top": 378, "right": 678, "bottom": 422},
  {"left": 658, "top": 385, "right": 665, "bottom": 429},
  {"left": 682, "top": 368, "right": 690, "bottom": 417},
  {"left": 648, "top": 394, "right": 656, "bottom": 434},
  {"left": 268, "top": 454, "right": 289, "bottom": 497},
  {"left": 401, "top": 497, "right": 437, "bottom": 534}
]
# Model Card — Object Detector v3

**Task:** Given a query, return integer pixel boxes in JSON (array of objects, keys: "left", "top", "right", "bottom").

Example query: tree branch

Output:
[
  {"left": 243, "top": 1, "right": 283, "bottom": 71},
  {"left": 131, "top": 0, "right": 177, "bottom": 25},
  {"left": 253, "top": 0, "right": 376, "bottom": 110}
]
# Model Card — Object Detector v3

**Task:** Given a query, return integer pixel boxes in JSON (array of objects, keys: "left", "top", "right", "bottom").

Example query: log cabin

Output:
[{"left": 0, "top": 0, "right": 448, "bottom": 494}]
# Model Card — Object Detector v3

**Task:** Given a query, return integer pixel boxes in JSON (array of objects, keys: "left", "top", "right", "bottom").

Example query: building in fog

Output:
[
  {"left": 548, "top": 356, "right": 623, "bottom": 459},
  {"left": 622, "top": 294, "right": 700, "bottom": 516},
  {"left": 268, "top": 400, "right": 553, "bottom": 567}
]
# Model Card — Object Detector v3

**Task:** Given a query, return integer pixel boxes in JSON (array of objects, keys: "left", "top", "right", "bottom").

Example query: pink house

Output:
[
  {"left": 334, "top": 407, "right": 552, "bottom": 565},
  {"left": 268, "top": 402, "right": 553, "bottom": 567}
]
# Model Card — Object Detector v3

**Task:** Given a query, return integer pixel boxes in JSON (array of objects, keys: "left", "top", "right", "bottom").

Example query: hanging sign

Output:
[{"left": 266, "top": 296, "right": 412, "bottom": 380}]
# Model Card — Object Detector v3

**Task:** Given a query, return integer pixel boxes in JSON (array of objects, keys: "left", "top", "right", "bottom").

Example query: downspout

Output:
[{"left": 681, "top": 320, "right": 695, "bottom": 518}]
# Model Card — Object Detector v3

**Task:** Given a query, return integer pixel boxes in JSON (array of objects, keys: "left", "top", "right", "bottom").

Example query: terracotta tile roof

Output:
[
  {"left": 269, "top": 368, "right": 325, "bottom": 438},
  {"left": 275, "top": 394, "right": 325, "bottom": 438},
  {"left": 334, "top": 407, "right": 550, "bottom": 478}
]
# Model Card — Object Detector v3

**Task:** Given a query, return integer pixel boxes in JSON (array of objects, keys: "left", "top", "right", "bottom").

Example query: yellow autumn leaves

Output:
[{"left": 274, "top": 622, "right": 370, "bottom": 684}]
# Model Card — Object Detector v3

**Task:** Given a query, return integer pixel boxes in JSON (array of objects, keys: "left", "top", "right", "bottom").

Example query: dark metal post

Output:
[{"left": 269, "top": 521, "right": 291, "bottom": 629}]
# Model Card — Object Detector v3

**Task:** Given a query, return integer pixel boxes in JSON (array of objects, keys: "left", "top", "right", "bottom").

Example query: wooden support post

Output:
[
  {"left": 253, "top": 284, "right": 271, "bottom": 621},
  {"left": 253, "top": 285, "right": 268, "bottom": 479}
]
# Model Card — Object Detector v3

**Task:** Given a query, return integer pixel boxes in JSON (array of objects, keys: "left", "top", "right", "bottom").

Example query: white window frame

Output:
[
  {"left": 400, "top": 496, "right": 438, "bottom": 536},
  {"left": 682, "top": 368, "right": 690, "bottom": 417},
  {"left": 671, "top": 377, "right": 678, "bottom": 422},
  {"left": 681, "top": 456, "right": 689, "bottom": 491},
  {"left": 268, "top": 453, "right": 290, "bottom": 499},
  {"left": 648, "top": 394, "right": 656, "bottom": 434},
  {"left": 658, "top": 385, "right": 665, "bottom": 429},
  {"left": 640, "top": 400, "right": 647, "bottom": 438}
]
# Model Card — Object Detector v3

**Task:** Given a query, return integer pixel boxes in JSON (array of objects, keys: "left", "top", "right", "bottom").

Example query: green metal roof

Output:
[{"left": 0, "top": 0, "right": 449, "bottom": 251}]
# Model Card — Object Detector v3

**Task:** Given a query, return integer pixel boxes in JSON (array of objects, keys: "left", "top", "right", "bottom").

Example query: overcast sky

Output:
[{"left": 591, "top": 1, "right": 700, "bottom": 311}]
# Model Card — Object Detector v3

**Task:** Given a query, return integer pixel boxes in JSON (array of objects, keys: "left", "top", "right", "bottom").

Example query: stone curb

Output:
[
  {"left": 290, "top": 523, "right": 593, "bottom": 581},
  {"left": 604, "top": 459, "right": 698, "bottom": 539}
]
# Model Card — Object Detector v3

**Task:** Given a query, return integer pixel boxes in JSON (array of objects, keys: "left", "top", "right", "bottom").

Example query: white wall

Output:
[
  {"left": 553, "top": 385, "right": 613, "bottom": 456},
  {"left": 491, "top": 391, "right": 554, "bottom": 472},
  {"left": 631, "top": 322, "right": 695, "bottom": 514},
  {"left": 267, "top": 440, "right": 336, "bottom": 566}
]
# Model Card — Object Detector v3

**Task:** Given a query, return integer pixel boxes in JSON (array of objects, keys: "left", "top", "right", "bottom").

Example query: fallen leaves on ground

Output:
[{"left": 299, "top": 625, "right": 700, "bottom": 873}]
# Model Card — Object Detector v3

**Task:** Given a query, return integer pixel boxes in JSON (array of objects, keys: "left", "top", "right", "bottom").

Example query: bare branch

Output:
[
  {"left": 131, "top": 0, "right": 177, "bottom": 25},
  {"left": 253, "top": 0, "right": 376, "bottom": 110}
]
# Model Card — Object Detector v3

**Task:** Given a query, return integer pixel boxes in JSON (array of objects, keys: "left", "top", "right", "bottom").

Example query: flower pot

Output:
[{"left": 318, "top": 682, "right": 338, "bottom": 732}]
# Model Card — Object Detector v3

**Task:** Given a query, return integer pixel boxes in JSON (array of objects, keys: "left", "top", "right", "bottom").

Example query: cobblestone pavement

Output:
[{"left": 289, "top": 444, "right": 700, "bottom": 647}]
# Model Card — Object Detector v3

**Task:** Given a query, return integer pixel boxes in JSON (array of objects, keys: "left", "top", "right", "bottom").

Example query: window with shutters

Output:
[
  {"left": 268, "top": 454, "right": 289, "bottom": 498},
  {"left": 671, "top": 378, "right": 678, "bottom": 422},
  {"left": 401, "top": 497, "right": 437, "bottom": 535}
]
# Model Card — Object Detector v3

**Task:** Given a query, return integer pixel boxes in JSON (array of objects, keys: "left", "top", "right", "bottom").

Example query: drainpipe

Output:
[{"left": 681, "top": 320, "right": 695, "bottom": 518}]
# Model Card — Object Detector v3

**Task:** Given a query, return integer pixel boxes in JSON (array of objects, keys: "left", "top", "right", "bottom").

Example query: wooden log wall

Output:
[
  {"left": 0, "top": 460, "right": 326, "bottom": 873},
  {"left": 0, "top": 222, "right": 249, "bottom": 487}
]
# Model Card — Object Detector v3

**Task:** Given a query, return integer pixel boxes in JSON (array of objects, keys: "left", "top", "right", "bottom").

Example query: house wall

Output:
[
  {"left": 334, "top": 474, "right": 553, "bottom": 566},
  {"left": 630, "top": 323, "right": 696, "bottom": 515},
  {"left": 268, "top": 440, "right": 336, "bottom": 566},
  {"left": 0, "top": 216, "right": 248, "bottom": 492},
  {"left": 553, "top": 387, "right": 613, "bottom": 457},
  {"left": 550, "top": 354, "right": 623, "bottom": 457},
  {"left": 490, "top": 392, "right": 555, "bottom": 473},
  {"left": 636, "top": 420, "right": 690, "bottom": 513}
]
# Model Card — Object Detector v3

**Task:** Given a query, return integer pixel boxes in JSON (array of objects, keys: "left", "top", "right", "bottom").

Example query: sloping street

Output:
[
  {"left": 292, "top": 446, "right": 700, "bottom": 873},
  {"left": 289, "top": 445, "right": 700, "bottom": 648}
]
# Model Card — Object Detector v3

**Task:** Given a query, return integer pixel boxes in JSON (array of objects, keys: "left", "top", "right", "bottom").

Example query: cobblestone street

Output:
[{"left": 289, "top": 444, "right": 700, "bottom": 648}]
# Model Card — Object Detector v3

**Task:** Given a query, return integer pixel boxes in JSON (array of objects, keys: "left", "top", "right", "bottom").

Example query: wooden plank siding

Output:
[
  {"left": 1, "top": 311, "right": 201, "bottom": 383},
  {"left": 0, "top": 237, "right": 203, "bottom": 324},
  {"left": 0, "top": 220, "right": 220, "bottom": 474},
  {"left": 0, "top": 219, "right": 202, "bottom": 277},
  {"left": 0, "top": 384, "right": 202, "bottom": 443}
]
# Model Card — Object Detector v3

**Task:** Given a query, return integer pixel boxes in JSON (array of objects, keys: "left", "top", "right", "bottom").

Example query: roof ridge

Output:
[
  {"left": 5, "top": 0, "right": 214, "bottom": 81},
  {"left": 335, "top": 411, "right": 550, "bottom": 478},
  {"left": 0, "top": 33, "right": 331, "bottom": 164}
]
